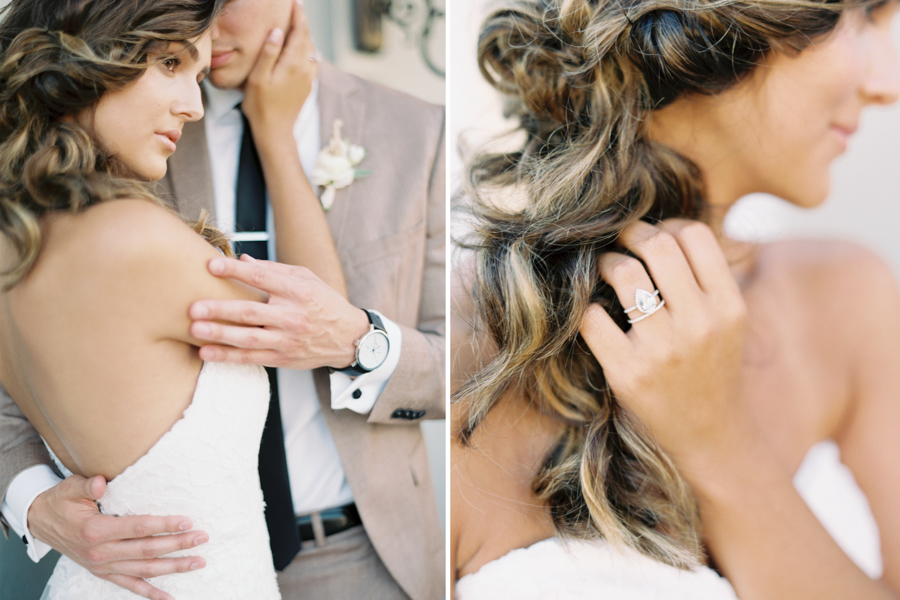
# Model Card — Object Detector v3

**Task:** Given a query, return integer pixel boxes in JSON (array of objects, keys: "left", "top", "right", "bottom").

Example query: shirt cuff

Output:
[
  {"left": 330, "top": 312, "right": 402, "bottom": 414},
  {"left": 1, "top": 465, "right": 62, "bottom": 562}
]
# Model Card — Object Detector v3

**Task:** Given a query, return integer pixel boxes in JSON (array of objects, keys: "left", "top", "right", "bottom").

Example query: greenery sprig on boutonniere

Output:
[{"left": 311, "top": 119, "right": 372, "bottom": 210}]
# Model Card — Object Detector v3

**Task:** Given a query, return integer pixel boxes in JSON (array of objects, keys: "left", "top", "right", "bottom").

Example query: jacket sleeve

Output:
[
  {"left": 0, "top": 385, "right": 52, "bottom": 537},
  {"left": 368, "top": 109, "right": 446, "bottom": 424}
]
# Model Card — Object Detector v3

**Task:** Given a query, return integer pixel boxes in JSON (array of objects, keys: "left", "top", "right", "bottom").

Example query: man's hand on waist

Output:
[{"left": 29, "top": 475, "right": 207, "bottom": 600}]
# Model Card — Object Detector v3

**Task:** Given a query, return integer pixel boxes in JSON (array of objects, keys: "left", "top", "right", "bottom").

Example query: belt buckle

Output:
[{"left": 296, "top": 503, "right": 360, "bottom": 548}]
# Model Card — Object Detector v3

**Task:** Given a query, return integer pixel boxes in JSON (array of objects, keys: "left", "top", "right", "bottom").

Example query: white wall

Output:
[{"left": 312, "top": 0, "right": 445, "bottom": 106}]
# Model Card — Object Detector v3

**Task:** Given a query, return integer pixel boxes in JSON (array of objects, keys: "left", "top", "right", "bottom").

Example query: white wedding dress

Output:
[
  {"left": 41, "top": 361, "right": 281, "bottom": 600},
  {"left": 455, "top": 440, "right": 882, "bottom": 599}
]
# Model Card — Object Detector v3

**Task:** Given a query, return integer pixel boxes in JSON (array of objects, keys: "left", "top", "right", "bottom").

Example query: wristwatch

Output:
[{"left": 337, "top": 309, "right": 390, "bottom": 377}]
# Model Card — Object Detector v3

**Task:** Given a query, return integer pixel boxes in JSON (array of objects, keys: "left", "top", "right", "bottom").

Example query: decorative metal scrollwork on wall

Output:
[{"left": 354, "top": 0, "right": 446, "bottom": 78}]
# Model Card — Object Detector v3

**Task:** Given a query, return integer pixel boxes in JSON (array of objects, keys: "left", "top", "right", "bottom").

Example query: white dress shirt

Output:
[{"left": 2, "top": 80, "right": 402, "bottom": 562}]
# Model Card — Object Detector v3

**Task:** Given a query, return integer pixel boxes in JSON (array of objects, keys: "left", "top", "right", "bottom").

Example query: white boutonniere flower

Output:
[{"left": 311, "top": 119, "right": 372, "bottom": 210}]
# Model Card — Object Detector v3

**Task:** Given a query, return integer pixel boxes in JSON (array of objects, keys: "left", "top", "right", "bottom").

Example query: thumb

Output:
[
  {"left": 248, "top": 28, "right": 284, "bottom": 85},
  {"left": 83, "top": 475, "right": 106, "bottom": 501}
]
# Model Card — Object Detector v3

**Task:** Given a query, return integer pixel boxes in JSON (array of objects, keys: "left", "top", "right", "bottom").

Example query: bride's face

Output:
[
  {"left": 649, "top": 4, "right": 900, "bottom": 211},
  {"left": 85, "top": 33, "right": 212, "bottom": 181}
]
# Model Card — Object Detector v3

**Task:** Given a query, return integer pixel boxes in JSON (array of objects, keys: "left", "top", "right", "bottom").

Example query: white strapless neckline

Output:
[
  {"left": 455, "top": 439, "right": 881, "bottom": 599},
  {"left": 42, "top": 361, "right": 281, "bottom": 599}
]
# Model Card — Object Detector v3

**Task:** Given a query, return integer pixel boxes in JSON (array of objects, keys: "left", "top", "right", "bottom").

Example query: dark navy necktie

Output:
[{"left": 235, "top": 109, "right": 301, "bottom": 570}]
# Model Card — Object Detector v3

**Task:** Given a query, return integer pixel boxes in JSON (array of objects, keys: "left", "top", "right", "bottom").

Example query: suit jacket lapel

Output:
[{"left": 167, "top": 118, "right": 216, "bottom": 221}]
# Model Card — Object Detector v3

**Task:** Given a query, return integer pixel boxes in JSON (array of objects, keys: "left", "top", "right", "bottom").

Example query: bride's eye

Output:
[
  {"left": 865, "top": 0, "right": 895, "bottom": 22},
  {"left": 162, "top": 57, "right": 182, "bottom": 72}
]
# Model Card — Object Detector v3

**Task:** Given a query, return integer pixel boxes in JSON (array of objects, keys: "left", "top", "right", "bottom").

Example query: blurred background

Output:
[
  {"left": 449, "top": 0, "right": 900, "bottom": 275},
  {"left": 0, "top": 0, "right": 445, "bottom": 598}
]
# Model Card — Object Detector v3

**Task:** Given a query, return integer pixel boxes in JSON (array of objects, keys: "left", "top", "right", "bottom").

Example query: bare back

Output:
[{"left": 0, "top": 199, "right": 263, "bottom": 481}]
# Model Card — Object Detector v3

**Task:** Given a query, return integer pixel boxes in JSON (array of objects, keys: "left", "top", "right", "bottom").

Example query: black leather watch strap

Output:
[{"left": 336, "top": 309, "right": 387, "bottom": 376}]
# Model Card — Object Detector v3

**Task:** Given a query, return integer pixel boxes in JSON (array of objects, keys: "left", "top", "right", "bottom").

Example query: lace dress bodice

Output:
[{"left": 42, "top": 361, "right": 280, "bottom": 599}]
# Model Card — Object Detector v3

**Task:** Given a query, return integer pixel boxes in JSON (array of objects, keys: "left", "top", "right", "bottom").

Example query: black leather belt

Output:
[{"left": 296, "top": 503, "right": 361, "bottom": 542}]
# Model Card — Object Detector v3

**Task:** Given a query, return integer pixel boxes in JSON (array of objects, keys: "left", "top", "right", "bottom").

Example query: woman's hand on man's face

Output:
[
  {"left": 579, "top": 219, "right": 754, "bottom": 478},
  {"left": 240, "top": 0, "right": 316, "bottom": 145}
]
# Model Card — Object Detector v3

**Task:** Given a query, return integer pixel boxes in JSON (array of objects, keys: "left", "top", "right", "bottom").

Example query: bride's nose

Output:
[
  {"left": 173, "top": 81, "right": 205, "bottom": 123},
  {"left": 861, "top": 24, "right": 900, "bottom": 105}
]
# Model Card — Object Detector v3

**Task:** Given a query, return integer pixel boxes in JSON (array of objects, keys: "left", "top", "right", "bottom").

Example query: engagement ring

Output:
[{"left": 625, "top": 289, "right": 665, "bottom": 324}]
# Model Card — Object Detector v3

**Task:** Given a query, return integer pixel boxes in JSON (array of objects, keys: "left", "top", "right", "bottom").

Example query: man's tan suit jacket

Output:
[{"left": 0, "top": 62, "right": 445, "bottom": 600}]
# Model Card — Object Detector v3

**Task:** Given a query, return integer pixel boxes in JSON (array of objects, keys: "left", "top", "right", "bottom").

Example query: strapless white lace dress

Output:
[
  {"left": 456, "top": 440, "right": 881, "bottom": 599},
  {"left": 41, "top": 361, "right": 281, "bottom": 600}
]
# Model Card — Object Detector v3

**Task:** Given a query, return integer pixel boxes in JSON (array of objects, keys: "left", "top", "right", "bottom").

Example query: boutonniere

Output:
[{"left": 311, "top": 119, "right": 372, "bottom": 210}]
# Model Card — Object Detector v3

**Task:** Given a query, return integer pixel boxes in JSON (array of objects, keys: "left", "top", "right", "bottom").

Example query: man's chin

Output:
[{"left": 208, "top": 67, "right": 249, "bottom": 92}]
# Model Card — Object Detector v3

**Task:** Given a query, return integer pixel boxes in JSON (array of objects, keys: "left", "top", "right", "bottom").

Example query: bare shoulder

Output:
[
  {"left": 758, "top": 238, "right": 898, "bottom": 314},
  {"left": 761, "top": 238, "right": 893, "bottom": 280},
  {"left": 755, "top": 238, "right": 900, "bottom": 390},
  {"left": 45, "top": 198, "right": 216, "bottom": 267},
  {"left": 26, "top": 199, "right": 262, "bottom": 343}
]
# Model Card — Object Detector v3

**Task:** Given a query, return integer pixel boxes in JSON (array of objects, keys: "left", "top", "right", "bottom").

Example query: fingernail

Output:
[
  {"left": 194, "top": 535, "right": 208, "bottom": 545},
  {"left": 297, "top": 0, "right": 304, "bottom": 5},
  {"left": 179, "top": 521, "right": 191, "bottom": 531},
  {"left": 209, "top": 258, "right": 224, "bottom": 275},
  {"left": 191, "top": 561, "right": 204, "bottom": 571},
  {"left": 268, "top": 28, "right": 283, "bottom": 44}
]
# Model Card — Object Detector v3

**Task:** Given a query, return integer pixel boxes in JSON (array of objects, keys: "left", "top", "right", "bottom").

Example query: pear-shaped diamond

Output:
[{"left": 634, "top": 289, "right": 658, "bottom": 313}]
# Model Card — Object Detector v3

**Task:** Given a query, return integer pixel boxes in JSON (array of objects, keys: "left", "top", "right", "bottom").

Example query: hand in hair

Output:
[
  {"left": 29, "top": 475, "right": 207, "bottom": 600},
  {"left": 579, "top": 218, "right": 751, "bottom": 478}
]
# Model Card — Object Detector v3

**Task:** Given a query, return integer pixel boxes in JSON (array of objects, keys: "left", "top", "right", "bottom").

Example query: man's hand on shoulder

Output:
[
  {"left": 29, "top": 475, "right": 208, "bottom": 600},
  {"left": 188, "top": 255, "right": 371, "bottom": 371}
]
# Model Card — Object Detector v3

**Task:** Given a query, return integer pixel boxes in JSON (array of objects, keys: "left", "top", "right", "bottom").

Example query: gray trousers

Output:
[{"left": 276, "top": 525, "right": 411, "bottom": 600}]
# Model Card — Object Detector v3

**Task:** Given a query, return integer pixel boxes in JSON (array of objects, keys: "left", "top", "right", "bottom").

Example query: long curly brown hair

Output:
[
  {"left": 455, "top": 0, "right": 877, "bottom": 569},
  {"left": 0, "top": 0, "right": 231, "bottom": 287}
]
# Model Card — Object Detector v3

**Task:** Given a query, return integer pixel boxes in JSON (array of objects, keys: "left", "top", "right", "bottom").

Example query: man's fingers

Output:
[
  {"left": 99, "top": 514, "right": 194, "bottom": 542},
  {"left": 198, "top": 344, "right": 283, "bottom": 367},
  {"left": 104, "top": 574, "right": 174, "bottom": 600},
  {"left": 73, "top": 475, "right": 106, "bottom": 501},
  {"left": 105, "top": 556, "right": 206, "bottom": 580},
  {"left": 189, "top": 299, "right": 277, "bottom": 327},
  {"left": 108, "top": 531, "right": 208, "bottom": 562},
  {"left": 206, "top": 257, "right": 293, "bottom": 296},
  {"left": 190, "top": 320, "right": 281, "bottom": 350},
  {"left": 238, "top": 254, "right": 317, "bottom": 279}
]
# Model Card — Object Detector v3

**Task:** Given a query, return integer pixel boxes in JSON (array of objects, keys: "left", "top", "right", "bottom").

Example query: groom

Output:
[{"left": 0, "top": 1, "right": 444, "bottom": 599}]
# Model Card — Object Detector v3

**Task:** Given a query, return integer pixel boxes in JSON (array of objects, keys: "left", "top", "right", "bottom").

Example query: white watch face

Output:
[{"left": 357, "top": 331, "right": 389, "bottom": 370}]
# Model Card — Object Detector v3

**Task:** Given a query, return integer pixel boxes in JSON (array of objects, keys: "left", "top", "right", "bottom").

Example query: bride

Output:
[
  {"left": 0, "top": 0, "right": 337, "bottom": 598},
  {"left": 452, "top": 0, "right": 900, "bottom": 598}
]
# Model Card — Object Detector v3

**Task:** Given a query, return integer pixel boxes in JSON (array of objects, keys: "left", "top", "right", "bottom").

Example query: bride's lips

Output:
[
  {"left": 211, "top": 50, "right": 235, "bottom": 69},
  {"left": 155, "top": 130, "right": 181, "bottom": 153},
  {"left": 831, "top": 123, "right": 857, "bottom": 150}
]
